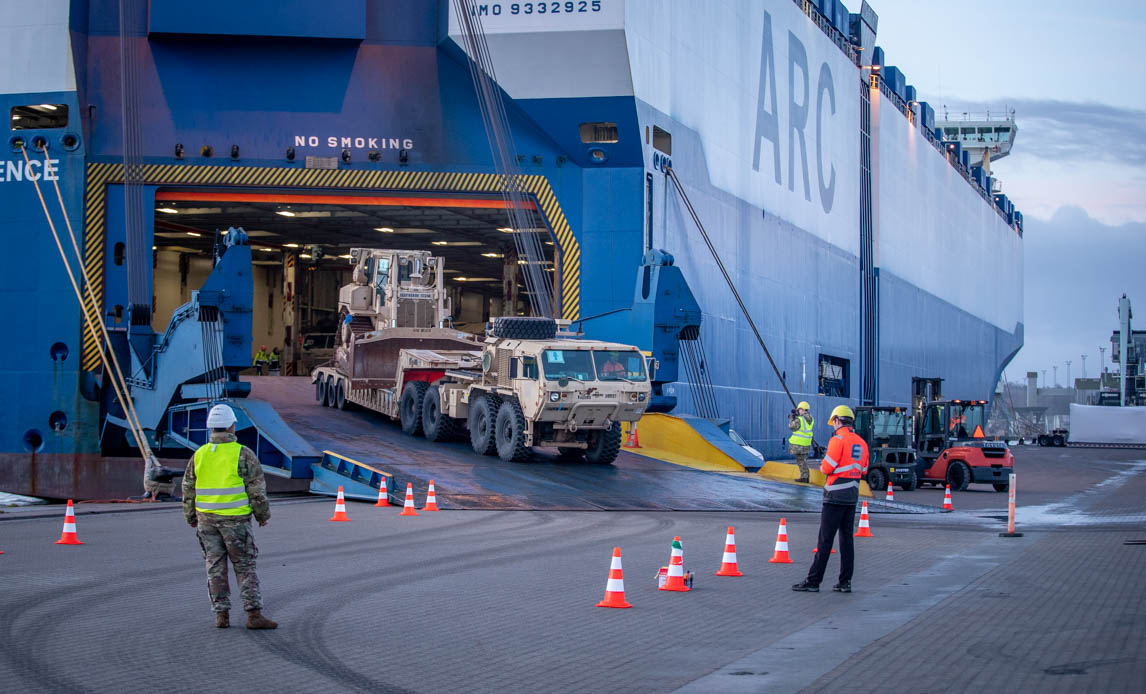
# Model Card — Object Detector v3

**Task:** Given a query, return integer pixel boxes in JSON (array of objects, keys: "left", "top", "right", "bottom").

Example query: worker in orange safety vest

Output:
[{"left": 792, "top": 405, "right": 869, "bottom": 594}]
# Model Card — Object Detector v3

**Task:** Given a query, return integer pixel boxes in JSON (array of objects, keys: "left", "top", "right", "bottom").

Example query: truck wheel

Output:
[
  {"left": 422, "top": 385, "right": 461, "bottom": 442},
  {"left": 584, "top": 422, "right": 622, "bottom": 465},
  {"left": 335, "top": 381, "right": 347, "bottom": 410},
  {"left": 324, "top": 375, "right": 338, "bottom": 408},
  {"left": 316, "top": 376, "right": 327, "bottom": 405},
  {"left": 866, "top": 468, "right": 887, "bottom": 494},
  {"left": 490, "top": 316, "right": 557, "bottom": 340},
  {"left": 1052, "top": 434, "right": 1065, "bottom": 447},
  {"left": 993, "top": 481, "right": 1009, "bottom": 493},
  {"left": 495, "top": 399, "right": 530, "bottom": 462},
  {"left": 901, "top": 469, "right": 918, "bottom": 491},
  {"left": 946, "top": 461, "right": 971, "bottom": 492},
  {"left": 1037, "top": 434, "right": 1049, "bottom": 446},
  {"left": 399, "top": 381, "right": 429, "bottom": 436},
  {"left": 469, "top": 394, "right": 501, "bottom": 456}
]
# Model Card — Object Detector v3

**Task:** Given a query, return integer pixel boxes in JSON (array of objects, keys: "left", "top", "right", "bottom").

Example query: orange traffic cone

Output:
[
  {"left": 399, "top": 482, "right": 419, "bottom": 516},
  {"left": 660, "top": 536, "right": 690, "bottom": 591},
  {"left": 329, "top": 486, "right": 351, "bottom": 521},
  {"left": 855, "top": 500, "right": 874, "bottom": 537},
  {"left": 374, "top": 476, "right": 390, "bottom": 507},
  {"left": 423, "top": 480, "right": 440, "bottom": 511},
  {"left": 714, "top": 526, "right": 743, "bottom": 576},
  {"left": 942, "top": 484, "right": 954, "bottom": 510},
  {"left": 623, "top": 422, "right": 641, "bottom": 448},
  {"left": 55, "top": 500, "right": 83, "bottom": 545},
  {"left": 769, "top": 518, "right": 794, "bottom": 563},
  {"left": 885, "top": 483, "right": 895, "bottom": 502},
  {"left": 596, "top": 547, "right": 633, "bottom": 608}
]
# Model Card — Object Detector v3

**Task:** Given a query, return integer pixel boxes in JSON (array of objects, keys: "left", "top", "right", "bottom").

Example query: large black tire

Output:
[
  {"left": 469, "top": 393, "right": 501, "bottom": 456},
  {"left": 422, "top": 385, "right": 461, "bottom": 442},
  {"left": 1052, "top": 434, "right": 1065, "bottom": 447},
  {"left": 495, "top": 399, "right": 530, "bottom": 462},
  {"left": 335, "top": 381, "right": 347, "bottom": 410},
  {"left": 1038, "top": 434, "right": 1049, "bottom": 446},
  {"left": 324, "top": 375, "right": 338, "bottom": 408},
  {"left": 946, "top": 460, "right": 971, "bottom": 492},
  {"left": 491, "top": 316, "right": 557, "bottom": 340},
  {"left": 584, "top": 422, "right": 622, "bottom": 465},
  {"left": 866, "top": 467, "right": 888, "bottom": 495},
  {"left": 901, "top": 468, "right": 918, "bottom": 492},
  {"left": 399, "top": 381, "right": 429, "bottom": 436},
  {"left": 316, "top": 376, "right": 327, "bottom": 405},
  {"left": 993, "top": 481, "right": 1010, "bottom": 493}
]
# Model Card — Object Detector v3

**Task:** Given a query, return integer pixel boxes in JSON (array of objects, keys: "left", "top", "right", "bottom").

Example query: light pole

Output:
[
  {"left": 1066, "top": 360, "right": 1072, "bottom": 389},
  {"left": 1053, "top": 365, "right": 1058, "bottom": 387},
  {"left": 1099, "top": 347, "right": 1106, "bottom": 373},
  {"left": 1042, "top": 370, "right": 1047, "bottom": 388},
  {"left": 1081, "top": 354, "right": 1087, "bottom": 379}
]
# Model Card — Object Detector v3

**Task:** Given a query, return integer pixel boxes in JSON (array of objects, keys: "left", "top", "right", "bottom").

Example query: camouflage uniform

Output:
[
  {"left": 182, "top": 432, "right": 270, "bottom": 613},
  {"left": 788, "top": 413, "right": 814, "bottom": 481}
]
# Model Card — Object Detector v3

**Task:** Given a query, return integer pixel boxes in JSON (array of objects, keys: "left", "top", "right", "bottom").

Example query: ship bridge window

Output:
[
  {"left": 579, "top": 122, "right": 619, "bottom": 144},
  {"left": 10, "top": 104, "right": 68, "bottom": 130},
  {"left": 817, "top": 353, "right": 850, "bottom": 398},
  {"left": 652, "top": 126, "right": 672, "bottom": 155}
]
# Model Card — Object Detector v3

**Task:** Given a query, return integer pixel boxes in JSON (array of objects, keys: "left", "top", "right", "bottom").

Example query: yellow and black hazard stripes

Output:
[{"left": 79, "top": 163, "right": 581, "bottom": 371}]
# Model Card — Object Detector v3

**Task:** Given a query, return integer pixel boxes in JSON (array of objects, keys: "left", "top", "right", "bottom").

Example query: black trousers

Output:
[{"left": 805, "top": 502, "right": 856, "bottom": 586}]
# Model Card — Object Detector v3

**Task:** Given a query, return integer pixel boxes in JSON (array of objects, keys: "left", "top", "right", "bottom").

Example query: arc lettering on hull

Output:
[{"left": 80, "top": 162, "right": 580, "bottom": 371}]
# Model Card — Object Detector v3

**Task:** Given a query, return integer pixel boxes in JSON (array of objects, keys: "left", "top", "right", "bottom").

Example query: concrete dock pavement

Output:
[{"left": 0, "top": 446, "right": 1142, "bottom": 693}]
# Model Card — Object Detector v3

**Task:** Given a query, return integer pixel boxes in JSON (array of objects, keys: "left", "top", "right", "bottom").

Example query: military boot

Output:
[
  {"left": 246, "top": 610, "right": 278, "bottom": 629},
  {"left": 215, "top": 611, "right": 229, "bottom": 628}
]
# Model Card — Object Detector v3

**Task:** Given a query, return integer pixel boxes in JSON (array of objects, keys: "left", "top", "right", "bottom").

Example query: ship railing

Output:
[{"left": 795, "top": 0, "right": 860, "bottom": 67}]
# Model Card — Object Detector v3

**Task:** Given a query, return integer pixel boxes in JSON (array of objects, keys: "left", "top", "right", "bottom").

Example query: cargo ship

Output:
[{"left": 0, "top": 0, "right": 1022, "bottom": 497}]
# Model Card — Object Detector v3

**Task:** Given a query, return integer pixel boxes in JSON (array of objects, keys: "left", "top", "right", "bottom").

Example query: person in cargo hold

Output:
[
  {"left": 792, "top": 405, "right": 868, "bottom": 594},
  {"left": 182, "top": 404, "right": 277, "bottom": 630}
]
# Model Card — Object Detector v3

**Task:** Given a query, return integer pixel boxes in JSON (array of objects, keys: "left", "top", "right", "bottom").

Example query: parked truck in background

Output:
[{"left": 311, "top": 248, "right": 651, "bottom": 463}]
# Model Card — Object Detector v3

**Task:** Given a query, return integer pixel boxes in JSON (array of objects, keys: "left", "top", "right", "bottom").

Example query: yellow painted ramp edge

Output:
[
  {"left": 621, "top": 414, "right": 745, "bottom": 473},
  {"left": 759, "top": 461, "right": 873, "bottom": 497}
]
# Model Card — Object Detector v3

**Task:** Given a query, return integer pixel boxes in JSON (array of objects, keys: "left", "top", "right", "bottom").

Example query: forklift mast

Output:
[{"left": 911, "top": 377, "right": 944, "bottom": 442}]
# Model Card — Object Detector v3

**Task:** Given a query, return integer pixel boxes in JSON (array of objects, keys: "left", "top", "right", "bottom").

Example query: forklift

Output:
[
  {"left": 854, "top": 406, "right": 917, "bottom": 492},
  {"left": 911, "top": 377, "right": 1013, "bottom": 492}
]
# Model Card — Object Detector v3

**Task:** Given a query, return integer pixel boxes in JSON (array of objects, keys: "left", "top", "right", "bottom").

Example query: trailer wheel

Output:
[
  {"left": 469, "top": 394, "right": 501, "bottom": 456},
  {"left": 946, "top": 461, "right": 971, "bottom": 492},
  {"left": 324, "top": 375, "right": 338, "bottom": 407},
  {"left": 422, "top": 385, "right": 461, "bottom": 442},
  {"left": 335, "top": 381, "right": 347, "bottom": 410},
  {"left": 866, "top": 468, "right": 887, "bottom": 495},
  {"left": 490, "top": 316, "right": 557, "bottom": 340},
  {"left": 901, "top": 469, "right": 918, "bottom": 492},
  {"left": 1052, "top": 434, "right": 1065, "bottom": 447},
  {"left": 584, "top": 422, "right": 622, "bottom": 465},
  {"left": 316, "top": 376, "right": 327, "bottom": 405},
  {"left": 400, "top": 381, "right": 429, "bottom": 436},
  {"left": 495, "top": 399, "right": 530, "bottom": 462},
  {"left": 1037, "top": 434, "right": 1049, "bottom": 446}
]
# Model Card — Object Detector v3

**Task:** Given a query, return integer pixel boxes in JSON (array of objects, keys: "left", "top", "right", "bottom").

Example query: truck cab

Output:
[{"left": 855, "top": 406, "right": 918, "bottom": 492}]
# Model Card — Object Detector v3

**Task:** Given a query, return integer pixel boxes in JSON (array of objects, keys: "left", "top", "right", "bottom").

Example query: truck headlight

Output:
[
  {"left": 638, "top": 392, "right": 647, "bottom": 402},
  {"left": 549, "top": 391, "right": 560, "bottom": 402}
]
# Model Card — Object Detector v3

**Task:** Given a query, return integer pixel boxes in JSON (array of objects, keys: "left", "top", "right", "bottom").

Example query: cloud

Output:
[
  {"left": 1010, "top": 206, "right": 1146, "bottom": 381},
  {"left": 925, "top": 97, "right": 1146, "bottom": 169}
]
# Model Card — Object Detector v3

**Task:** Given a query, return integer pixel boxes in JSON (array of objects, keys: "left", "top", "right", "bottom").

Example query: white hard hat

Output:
[{"left": 206, "top": 404, "right": 237, "bottom": 429}]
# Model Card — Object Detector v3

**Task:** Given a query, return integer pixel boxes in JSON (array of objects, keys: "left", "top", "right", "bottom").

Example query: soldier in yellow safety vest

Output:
[
  {"left": 182, "top": 404, "right": 277, "bottom": 629},
  {"left": 788, "top": 401, "right": 815, "bottom": 483},
  {"left": 253, "top": 345, "right": 270, "bottom": 376}
]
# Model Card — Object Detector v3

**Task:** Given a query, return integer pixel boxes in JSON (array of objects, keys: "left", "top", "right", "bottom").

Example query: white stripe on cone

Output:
[{"left": 605, "top": 577, "right": 625, "bottom": 592}]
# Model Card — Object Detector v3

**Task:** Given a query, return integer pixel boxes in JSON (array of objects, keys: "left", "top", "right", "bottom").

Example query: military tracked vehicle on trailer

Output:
[{"left": 311, "top": 248, "right": 651, "bottom": 463}]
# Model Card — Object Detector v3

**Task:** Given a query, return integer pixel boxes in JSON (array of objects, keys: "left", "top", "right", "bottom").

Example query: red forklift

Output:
[{"left": 911, "top": 378, "right": 1014, "bottom": 492}]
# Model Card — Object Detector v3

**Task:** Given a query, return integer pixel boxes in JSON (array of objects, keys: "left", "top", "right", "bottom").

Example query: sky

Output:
[{"left": 871, "top": 0, "right": 1146, "bottom": 385}]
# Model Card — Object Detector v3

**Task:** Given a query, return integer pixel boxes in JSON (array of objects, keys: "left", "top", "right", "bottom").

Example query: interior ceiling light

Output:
[
  {"left": 258, "top": 247, "right": 275, "bottom": 252},
  {"left": 545, "top": 241, "right": 554, "bottom": 246},
  {"left": 375, "top": 227, "right": 394, "bottom": 233},
  {"left": 284, "top": 243, "right": 300, "bottom": 248},
  {"left": 39, "top": 104, "right": 58, "bottom": 110},
  {"left": 497, "top": 227, "right": 514, "bottom": 233},
  {"left": 276, "top": 210, "right": 296, "bottom": 217},
  {"left": 454, "top": 276, "right": 497, "bottom": 282},
  {"left": 338, "top": 254, "right": 353, "bottom": 259},
  {"left": 152, "top": 245, "right": 157, "bottom": 250},
  {"left": 481, "top": 252, "right": 505, "bottom": 258},
  {"left": 431, "top": 241, "right": 448, "bottom": 246},
  {"left": 157, "top": 207, "right": 179, "bottom": 214},
  {"left": 299, "top": 253, "right": 312, "bottom": 259},
  {"left": 186, "top": 231, "right": 201, "bottom": 237}
]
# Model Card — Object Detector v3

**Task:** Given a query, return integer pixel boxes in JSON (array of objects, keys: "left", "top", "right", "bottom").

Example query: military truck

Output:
[
  {"left": 854, "top": 406, "right": 918, "bottom": 492},
  {"left": 311, "top": 248, "right": 651, "bottom": 463}
]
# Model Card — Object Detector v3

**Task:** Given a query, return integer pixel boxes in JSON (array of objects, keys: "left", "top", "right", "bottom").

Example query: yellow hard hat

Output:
[
  {"left": 797, "top": 401, "right": 810, "bottom": 411},
  {"left": 829, "top": 405, "right": 855, "bottom": 421}
]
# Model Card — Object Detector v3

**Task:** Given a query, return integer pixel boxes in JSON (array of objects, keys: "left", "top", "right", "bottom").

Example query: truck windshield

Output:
[
  {"left": 593, "top": 350, "right": 647, "bottom": 381},
  {"left": 542, "top": 349, "right": 595, "bottom": 381},
  {"left": 948, "top": 403, "right": 987, "bottom": 438}
]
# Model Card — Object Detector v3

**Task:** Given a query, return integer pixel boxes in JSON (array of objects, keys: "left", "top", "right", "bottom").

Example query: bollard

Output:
[{"left": 999, "top": 473, "right": 1023, "bottom": 537}]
